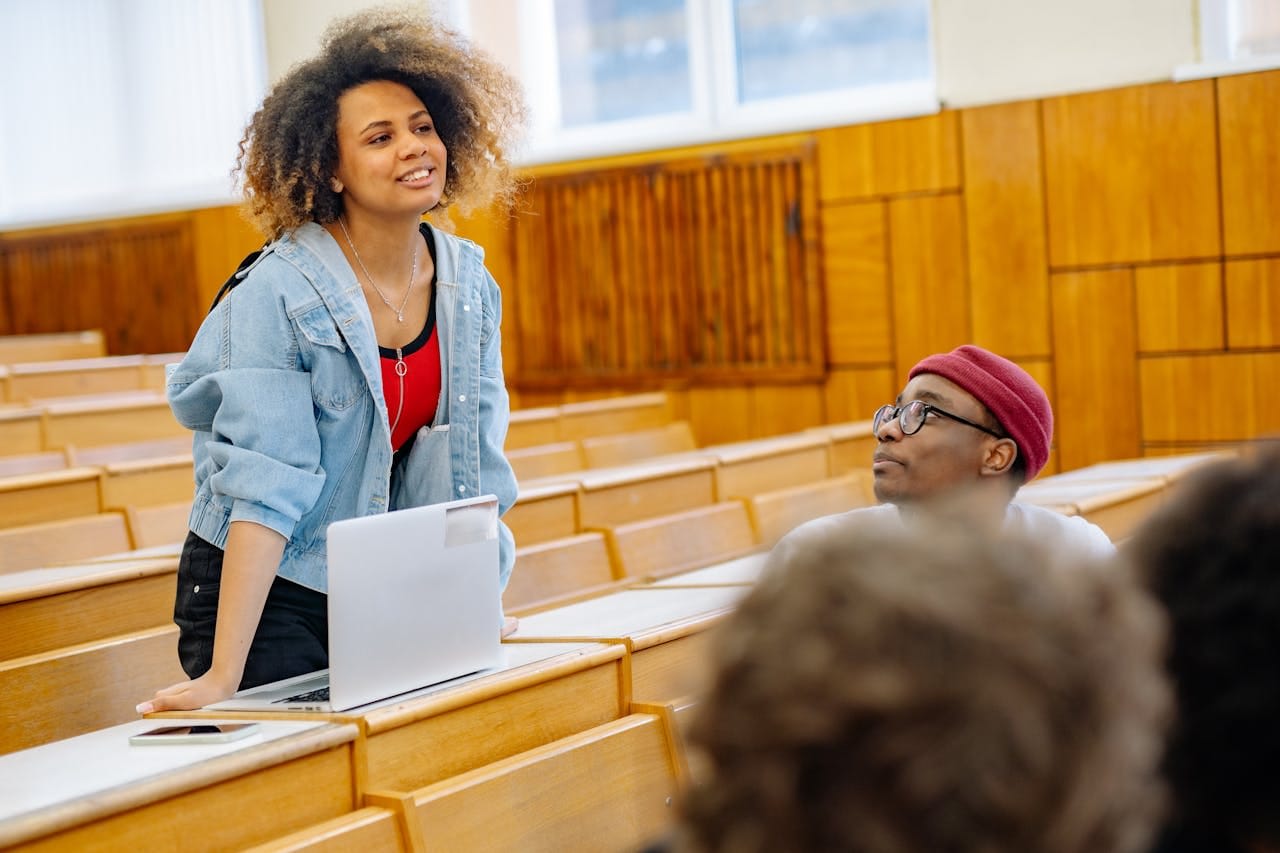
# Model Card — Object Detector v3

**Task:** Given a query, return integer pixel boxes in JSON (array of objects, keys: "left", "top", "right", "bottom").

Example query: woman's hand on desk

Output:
[{"left": 136, "top": 669, "right": 239, "bottom": 714}]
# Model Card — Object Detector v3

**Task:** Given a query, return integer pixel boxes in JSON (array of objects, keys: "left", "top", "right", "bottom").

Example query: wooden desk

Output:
[
  {"left": 506, "top": 440, "right": 584, "bottom": 481},
  {"left": 506, "top": 480, "right": 580, "bottom": 547},
  {"left": 0, "top": 719, "right": 359, "bottom": 852},
  {"left": 5, "top": 355, "right": 146, "bottom": 403},
  {"left": 0, "top": 558, "right": 177, "bottom": 659},
  {"left": 580, "top": 421, "right": 697, "bottom": 469},
  {"left": 704, "top": 432, "right": 833, "bottom": 497},
  {"left": 0, "top": 330, "right": 105, "bottom": 364},
  {"left": 807, "top": 419, "right": 876, "bottom": 475},
  {"left": 745, "top": 472, "right": 874, "bottom": 546},
  {"left": 1037, "top": 451, "right": 1232, "bottom": 486},
  {"left": 506, "top": 406, "right": 561, "bottom": 449},
  {"left": 511, "top": 586, "right": 747, "bottom": 702},
  {"left": 557, "top": 392, "right": 671, "bottom": 440},
  {"left": 0, "top": 512, "right": 132, "bottom": 573},
  {"left": 0, "top": 408, "right": 43, "bottom": 457},
  {"left": 576, "top": 456, "right": 718, "bottom": 528},
  {"left": 0, "top": 467, "right": 101, "bottom": 529},
  {"left": 100, "top": 455, "right": 195, "bottom": 508},
  {"left": 601, "top": 501, "right": 760, "bottom": 580},
  {"left": 1016, "top": 478, "right": 1167, "bottom": 540},
  {"left": 647, "top": 552, "right": 769, "bottom": 587},
  {"left": 41, "top": 395, "right": 185, "bottom": 450}
]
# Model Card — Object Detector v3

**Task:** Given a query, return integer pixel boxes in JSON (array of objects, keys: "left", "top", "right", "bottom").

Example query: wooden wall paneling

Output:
[
  {"left": 749, "top": 383, "right": 825, "bottom": 438},
  {"left": 1042, "top": 81, "right": 1220, "bottom": 267},
  {"left": 822, "top": 201, "right": 892, "bottom": 364},
  {"left": 1225, "top": 258, "right": 1280, "bottom": 349},
  {"left": 1134, "top": 262, "right": 1226, "bottom": 353},
  {"left": 1218, "top": 70, "right": 1280, "bottom": 255},
  {"left": 189, "top": 205, "right": 265, "bottom": 313},
  {"left": 961, "top": 101, "right": 1051, "bottom": 357},
  {"left": 1051, "top": 270, "right": 1141, "bottom": 469},
  {"left": 2, "top": 230, "right": 109, "bottom": 345},
  {"left": 1014, "top": 358, "right": 1059, "bottom": 474},
  {"left": 815, "top": 112, "right": 960, "bottom": 203},
  {"left": 823, "top": 367, "right": 896, "bottom": 424},
  {"left": 1139, "top": 353, "right": 1280, "bottom": 443},
  {"left": 887, "top": 194, "right": 970, "bottom": 382},
  {"left": 687, "top": 386, "right": 754, "bottom": 446}
]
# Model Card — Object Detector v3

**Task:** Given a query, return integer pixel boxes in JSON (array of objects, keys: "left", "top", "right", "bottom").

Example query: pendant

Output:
[{"left": 396, "top": 312, "right": 405, "bottom": 323}]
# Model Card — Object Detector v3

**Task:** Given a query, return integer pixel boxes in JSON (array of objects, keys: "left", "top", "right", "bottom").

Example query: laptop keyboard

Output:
[{"left": 273, "top": 686, "right": 330, "bottom": 704}]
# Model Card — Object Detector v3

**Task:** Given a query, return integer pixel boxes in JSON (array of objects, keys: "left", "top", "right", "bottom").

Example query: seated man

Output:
[
  {"left": 841, "top": 344, "right": 1112, "bottom": 557},
  {"left": 667, "top": 520, "right": 1170, "bottom": 853},
  {"left": 1127, "top": 447, "right": 1280, "bottom": 853}
]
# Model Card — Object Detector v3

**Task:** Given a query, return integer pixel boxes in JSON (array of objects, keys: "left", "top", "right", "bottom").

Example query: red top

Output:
[{"left": 380, "top": 305, "right": 440, "bottom": 452}]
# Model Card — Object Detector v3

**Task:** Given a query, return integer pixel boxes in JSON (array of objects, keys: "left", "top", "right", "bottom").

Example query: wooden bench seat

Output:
[
  {"left": 807, "top": 419, "right": 877, "bottom": 474},
  {"left": 0, "top": 720, "right": 359, "bottom": 852},
  {"left": 0, "top": 330, "right": 106, "bottom": 364},
  {"left": 393, "top": 712, "right": 681, "bottom": 853},
  {"left": 704, "top": 432, "right": 833, "bottom": 497},
  {"left": 647, "top": 552, "right": 769, "bottom": 587},
  {"left": 4, "top": 355, "right": 146, "bottom": 403},
  {"left": 1038, "top": 451, "right": 1233, "bottom": 486},
  {"left": 745, "top": 472, "right": 875, "bottom": 546},
  {"left": 600, "top": 501, "right": 760, "bottom": 580},
  {"left": 1016, "top": 478, "right": 1167, "bottom": 540},
  {"left": 0, "top": 558, "right": 178, "bottom": 660},
  {"left": 505, "top": 480, "right": 580, "bottom": 546},
  {"left": 0, "top": 449, "right": 67, "bottom": 479},
  {"left": 506, "top": 406, "right": 561, "bottom": 449},
  {"left": 100, "top": 455, "right": 195, "bottom": 508},
  {"left": 40, "top": 395, "right": 184, "bottom": 450},
  {"left": 506, "top": 440, "right": 584, "bottom": 481},
  {"left": 556, "top": 392, "right": 672, "bottom": 440},
  {"left": 243, "top": 806, "right": 411, "bottom": 853},
  {"left": 125, "top": 500, "right": 192, "bottom": 549},
  {"left": 576, "top": 456, "right": 718, "bottom": 528},
  {"left": 580, "top": 421, "right": 697, "bottom": 469},
  {"left": 505, "top": 532, "right": 620, "bottom": 613},
  {"left": 68, "top": 435, "right": 192, "bottom": 466},
  {"left": 0, "top": 467, "right": 101, "bottom": 529},
  {"left": 0, "top": 408, "right": 44, "bottom": 457},
  {"left": 0, "top": 512, "right": 133, "bottom": 573}
]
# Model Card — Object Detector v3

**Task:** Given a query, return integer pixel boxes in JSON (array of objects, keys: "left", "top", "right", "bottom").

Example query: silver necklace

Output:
[{"left": 338, "top": 217, "right": 418, "bottom": 323}]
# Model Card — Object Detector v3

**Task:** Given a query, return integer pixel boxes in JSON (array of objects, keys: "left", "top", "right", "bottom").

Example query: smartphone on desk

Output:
[{"left": 129, "top": 723, "right": 260, "bottom": 746}]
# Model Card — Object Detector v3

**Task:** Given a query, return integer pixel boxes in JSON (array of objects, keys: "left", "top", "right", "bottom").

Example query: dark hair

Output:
[
  {"left": 1126, "top": 446, "right": 1280, "bottom": 847},
  {"left": 236, "top": 6, "right": 526, "bottom": 237},
  {"left": 674, "top": 518, "right": 1169, "bottom": 853}
]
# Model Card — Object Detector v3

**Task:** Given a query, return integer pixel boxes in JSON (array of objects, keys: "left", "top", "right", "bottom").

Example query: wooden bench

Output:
[
  {"left": 40, "top": 395, "right": 185, "bottom": 450},
  {"left": 0, "top": 408, "right": 44, "bottom": 457},
  {"left": 67, "top": 435, "right": 192, "bottom": 466},
  {"left": 100, "top": 455, "right": 195, "bottom": 508},
  {"left": 1039, "top": 451, "right": 1233, "bottom": 487},
  {"left": 807, "top": 419, "right": 876, "bottom": 475},
  {"left": 576, "top": 456, "right": 718, "bottom": 529},
  {"left": 600, "top": 501, "right": 760, "bottom": 581},
  {"left": 557, "top": 392, "right": 672, "bottom": 440},
  {"left": 506, "top": 406, "right": 561, "bottom": 449},
  {"left": 1016, "top": 478, "right": 1168, "bottom": 541},
  {"left": 505, "top": 532, "right": 620, "bottom": 613},
  {"left": 243, "top": 806, "right": 412, "bottom": 853},
  {"left": 0, "top": 513, "right": 133, "bottom": 573},
  {"left": 580, "top": 421, "right": 698, "bottom": 469},
  {"left": 140, "top": 352, "right": 185, "bottom": 391},
  {"left": 705, "top": 432, "right": 833, "bottom": 498},
  {"left": 0, "top": 558, "right": 178, "bottom": 659},
  {"left": 505, "top": 480, "right": 580, "bottom": 547},
  {"left": 506, "top": 440, "right": 584, "bottom": 481},
  {"left": 0, "top": 467, "right": 101, "bottom": 529},
  {"left": 125, "top": 501, "right": 192, "bottom": 549},
  {"left": 3, "top": 355, "right": 146, "bottom": 403},
  {"left": 0, "top": 449, "right": 67, "bottom": 478},
  {"left": 0, "top": 330, "right": 106, "bottom": 364},
  {"left": 0, "top": 720, "right": 359, "bottom": 852},
  {"left": 745, "top": 472, "right": 875, "bottom": 545},
  {"left": 0, "top": 625, "right": 188, "bottom": 754},
  {"left": 647, "top": 552, "right": 769, "bottom": 588},
  {"left": 511, "top": 585, "right": 748, "bottom": 702},
  {"left": 391, "top": 712, "right": 681, "bottom": 853}
]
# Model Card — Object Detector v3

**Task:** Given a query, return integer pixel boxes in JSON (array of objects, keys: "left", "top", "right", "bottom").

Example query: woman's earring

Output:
[{"left": 330, "top": 178, "right": 343, "bottom": 193}]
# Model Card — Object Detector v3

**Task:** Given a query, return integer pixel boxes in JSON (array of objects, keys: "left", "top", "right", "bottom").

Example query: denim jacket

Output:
[{"left": 167, "top": 221, "right": 516, "bottom": 592}]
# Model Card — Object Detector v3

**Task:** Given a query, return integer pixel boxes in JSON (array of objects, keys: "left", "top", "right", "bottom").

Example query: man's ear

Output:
[{"left": 980, "top": 437, "right": 1018, "bottom": 478}]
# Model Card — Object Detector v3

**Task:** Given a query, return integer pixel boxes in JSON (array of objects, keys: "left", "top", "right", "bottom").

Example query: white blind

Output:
[{"left": 0, "top": 0, "right": 266, "bottom": 229}]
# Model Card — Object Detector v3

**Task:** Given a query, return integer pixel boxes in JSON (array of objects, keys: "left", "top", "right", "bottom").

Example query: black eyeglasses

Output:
[{"left": 873, "top": 400, "right": 1005, "bottom": 439}]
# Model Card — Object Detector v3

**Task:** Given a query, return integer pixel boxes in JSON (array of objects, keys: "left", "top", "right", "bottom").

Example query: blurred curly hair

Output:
[
  {"left": 1126, "top": 445, "right": 1280, "bottom": 847},
  {"left": 236, "top": 5, "right": 526, "bottom": 238},
  {"left": 674, "top": 519, "right": 1170, "bottom": 853}
]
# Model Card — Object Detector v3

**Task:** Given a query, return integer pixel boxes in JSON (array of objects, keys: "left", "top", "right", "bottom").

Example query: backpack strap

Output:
[{"left": 208, "top": 244, "right": 273, "bottom": 313}]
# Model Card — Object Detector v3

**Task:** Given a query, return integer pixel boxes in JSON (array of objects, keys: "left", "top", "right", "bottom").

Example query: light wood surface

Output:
[
  {"left": 1134, "top": 262, "right": 1225, "bottom": 353},
  {"left": 1225, "top": 258, "right": 1280, "bottom": 349},
  {"left": 243, "top": 807, "right": 411, "bottom": 853},
  {"left": 0, "top": 467, "right": 101, "bottom": 529},
  {"left": 581, "top": 421, "right": 697, "bottom": 469},
  {"left": 0, "top": 408, "right": 44, "bottom": 457},
  {"left": 0, "top": 450, "right": 67, "bottom": 479},
  {"left": 1017, "top": 478, "right": 1166, "bottom": 540},
  {"left": 505, "top": 532, "right": 619, "bottom": 612},
  {"left": 816, "top": 111, "right": 960, "bottom": 201},
  {"left": 506, "top": 407, "right": 561, "bottom": 450},
  {"left": 1139, "top": 352, "right": 1280, "bottom": 444},
  {"left": 602, "top": 501, "right": 760, "bottom": 580},
  {"left": 0, "top": 512, "right": 132, "bottom": 573},
  {"left": 821, "top": 200, "right": 892, "bottom": 363},
  {"left": 746, "top": 474, "right": 873, "bottom": 546},
  {"left": 507, "top": 440, "right": 584, "bottom": 481},
  {"left": 1219, "top": 69, "right": 1280, "bottom": 256},
  {"left": 0, "top": 331, "right": 106, "bottom": 364},
  {"left": 99, "top": 455, "right": 196, "bottom": 508},
  {"left": 403, "top": 713, "right": 680, "bottom": 853},
  {"left": 125, "top": 500, "right": 192, "bottom": 549},
  {"left": 506, "top": 481, "right": 579, "bottom": 547},
  {"left": 557, "top": 392, "right": 672, "bottom": 440},
  {"left": 648, "top": 552, "right": 768, "bottom": 587},
  {"left": 577, "top": 457, "right": 718, "bottom": 528},
  {"left": 4, "top": 355, "right": 146, "bottom": 403},
  {"left": 706, "top": 433, "right": 832, "bottom": 497},
  {"left": 68, "top": 435, "right": 193, "bottom": 466},
  {"left": 41, "top": 396, "right": 185, "bottom": 449}
]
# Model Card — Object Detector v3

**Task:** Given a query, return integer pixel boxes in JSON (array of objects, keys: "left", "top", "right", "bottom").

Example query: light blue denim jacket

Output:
[{"left": 167, "top": 221, "right": 516, "bottom": 593}]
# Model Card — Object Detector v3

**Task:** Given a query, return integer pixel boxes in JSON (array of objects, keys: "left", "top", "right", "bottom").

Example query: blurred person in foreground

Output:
[
  {"left": 1127, "top": 446, "right": 1280, "bottom": 853},
  {"left": 662, "top": 519, "right": 1170, "bottom": 853}
]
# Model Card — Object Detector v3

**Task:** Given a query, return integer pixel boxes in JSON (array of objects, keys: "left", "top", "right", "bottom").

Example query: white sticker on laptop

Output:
[{"left": 444, "top": 499, "right": 498, "bottom": 546}]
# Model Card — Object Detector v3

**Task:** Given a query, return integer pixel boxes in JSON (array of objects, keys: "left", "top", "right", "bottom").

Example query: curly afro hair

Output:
[
  {"left": 236, "top": 5, "right": 526, "bottom": 238},
  {"left": 1126, "top": 445, "right": 1280, "bottom": 848}
]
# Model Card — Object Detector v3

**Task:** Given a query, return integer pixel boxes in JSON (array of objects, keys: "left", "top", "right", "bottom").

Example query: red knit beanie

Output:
[{"left": 908, "top": 345, "right": 1052, "bottom": 481}]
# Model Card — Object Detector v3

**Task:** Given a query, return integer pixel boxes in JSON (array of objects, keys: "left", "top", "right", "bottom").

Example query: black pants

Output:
[{"left": 174, "top": 531, "right": 329, "bottom": 689}]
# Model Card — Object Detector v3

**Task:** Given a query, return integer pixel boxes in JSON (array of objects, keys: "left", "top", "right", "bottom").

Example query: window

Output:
[
  {"left": 1177, "top": 0, "right": 1280, "bottom": 79},
  {"left": 0, "top": 0, "right": 266, "bottom": 229},
  {"left": 517, "top": 0, "right": 935, "bottom": 164}
]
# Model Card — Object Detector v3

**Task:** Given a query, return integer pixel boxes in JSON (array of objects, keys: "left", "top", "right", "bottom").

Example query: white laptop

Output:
[{"left": 207, "top": 494, "right": 504, "bottom": 712}]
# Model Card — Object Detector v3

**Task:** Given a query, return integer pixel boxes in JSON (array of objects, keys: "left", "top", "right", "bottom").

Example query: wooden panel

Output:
[
  {"left": 243, "top": 808, "right": 409, "bottom": 853},
  {"left": 505, "top": 482, "right": 578, "bottom": 547},
  {"left": 746, "top": 474, "right": 873, "bottom": 546},
  {"left": 712, "top": 435, "right": 832, "bottom": 497},
  {"left": 5, "top": 356, "right": 145, "bottom": 403},
  {"left": 0, "top": 626, "right": 187, "bottom": 754},
  {"left": 604, "top": 502, "right": 758, "bottom": 580},
  {"left": 686, "top": 386, "right": 753, "bottom": 446},
  {"left": 1139, "top": 353, "right": 1280, "bottom": 442},
  {"left": 1225, "top": 258, "right": 1280, "bottom": 349},
  {"left": 0, "top": 408, "right": 43, "bottom": 456},
  {"left": 962, "top": 101, "right": 1051, "bottom": 357},
  {"left": 0, "top": 513, "right": 132, "bottom": 573},
  {"left": 822, "top": 367, "right": 895, "bottom": 425},
  {"left": 69, "top": 435, "right": 193, "bottom": 466},
  {"left": 0, "top": 450, "right": 66, "bottom": 479},
  {"left": 507, "top": 441, "right": 584, "bottom": 481},
  {"left": 189, "top": 204, "right": 267, "bottom": 312},
  {"left": 1042, "top": 80, "right": 1220, "bottom": 266},
  {"left": 631, "top": 632, "right": 716, "bottom": 704},
  {"left": 1135, "top": 262, "right": 1225, "bottom": 353},
  {"left": 0, "top": 468, "right": 101, "bottom": 529},
  {"left": 888, "top": 194, "right": 970, "bottom": 380},
  {"left": 581, "top": 422, "right": 696, "bottom": 469},
  {"left": 816, "top": 112, "right": 961, "bottom": 202},
  {"left": 557, "top": 393, "right": 671, "bottom": 440},
  {"left": 578, "top": 461, "right": 717, "bottom": 529},
  {"left": 1051, "top": 270, "right": 1140, "bottom": 469},
  {"left": 407, "top": 714, "right": 679, "bottom": 853},
  {"left": 506, "top": 407, "right": 561, "bottom": 449},
  {"left": 1017, "top": 479, "right": 1166, "bottom": 541},
  {"left": 126, "top": 501, "right": 192, "bottom": 549},
  {"left": 505, "top": 533, "right": 619, "bottom": 613},
  {"left": 748, "top": 383, "right": 825, "bottom": 438},
  {"left": 41, "top": 397, "right": 185, "bottom": 449},
  {"left": 100, "top": 456, "right": 195, "bottom": 508},
  {"left": 0, "top": 560, "right": 176, "bottom": 659},
  {"left": 0, "top": 330, "right": 106, "bottom": 363},
  {"left": 1218, "top": 70, "right": 1280, "bottom": 255},
  {"left": 822, "top": 201, "right": 891, "bottom": 364},
  {"left": 0, "top": 216, "right": 202, "bottom": 354}
]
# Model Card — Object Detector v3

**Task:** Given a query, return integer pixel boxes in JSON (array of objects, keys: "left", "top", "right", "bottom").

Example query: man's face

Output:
[{"left": 872, "top": 373, "right": 997, "bottom": 506}]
